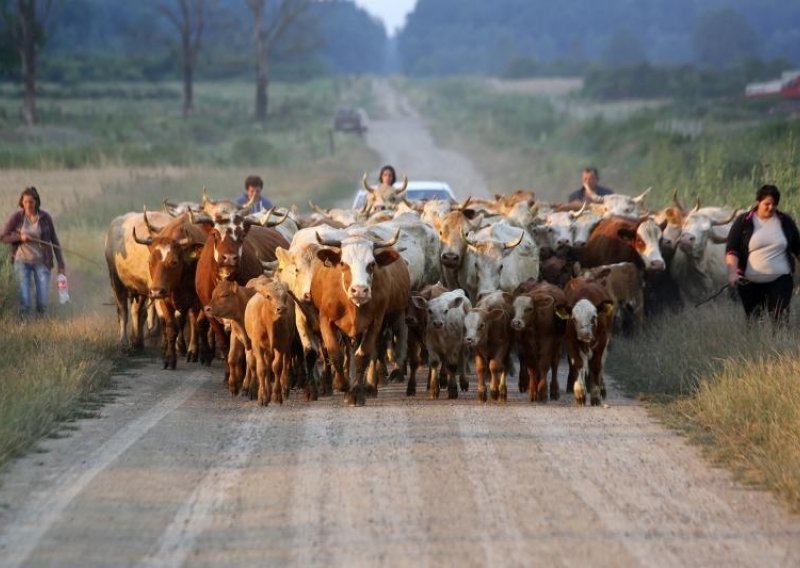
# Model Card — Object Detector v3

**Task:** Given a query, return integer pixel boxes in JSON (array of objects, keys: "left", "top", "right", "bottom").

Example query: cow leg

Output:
[
  {"left": 227, "top": 338, "right": 245, "bottom": 396},
  {"left": 446, "top": 362, "right": 458, "bottom": 399},
  {"left": 518, "top": 350, "right": 528, "bottom": 393},
  {"left": 196, "top": 311, "right": 213, "bottom": 366},
  {"left": 489, "top": 358, "right": 503, "bottom": 402},
  {"left": 320, "top": 320, "right": 349, "bottom": 395},
  {"left": 548, "top": 349, "right": 561, "bottom": 401},
  {"left": 175, "top": 310, "right": 188, "bottom": 356},
  {"left": 572, "top": 350, "right": 589, "bottom": 406},
  {"left": 130, "top": 295, "right": 147, "bottom": 351},
  {"left": 255, "top": 345, "right": 271, "bottom": 407},
  {"left": 428, "top": 353, "right": 442, "bottom": 400},
  {"left": 270, "top": 350, "right": 284, "bottom": 405},
  {"left": 406, "top": 339, "right": 421, "bottom": 397},
  {"left": 458, "top": 351, "right": 469, "bottom": 392},
  {"left": 388, "top": 317, "right": 408, "bottom": 383},
  {"left": 475, "top": 355, "right": 488, "bottom": 403},
  {"left": 535, "top": 360, "right": 548, "bottom": 403}
]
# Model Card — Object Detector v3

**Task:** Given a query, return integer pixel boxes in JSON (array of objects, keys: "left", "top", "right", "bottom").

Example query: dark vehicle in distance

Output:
[{"left": 333, "top": 107, "right": 367, "bottom": 134}]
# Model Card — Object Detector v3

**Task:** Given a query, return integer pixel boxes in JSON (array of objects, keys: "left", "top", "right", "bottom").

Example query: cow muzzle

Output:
[
  {"left": 150, "top": 288, "right": 168, "bottom": 299},
  {"left": 440, "top": 252, "right": 461, "bottom": 268},
  {"left": 511, "top": 319, "right": 524, "bottom": 331}
]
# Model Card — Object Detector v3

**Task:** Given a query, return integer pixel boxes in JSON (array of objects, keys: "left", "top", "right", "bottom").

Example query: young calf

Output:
[
  {"left": 245, "top": 276, "right": 296, "bottom": 406},
  {"left": 205, "top": 280, "right": 256, "bottom": 396},
  {"left": 411, "top": 289, "right": 471, "bottom": 399},
  {"left": 511, "top": 282, "right": 568, "bottom": 403},
  {"left": 404, "top": 282, "right": 448, "bottom": 396},
  {"left": 563, "top": 277, "right": 615, "bottom": 406},
  {"left": 463, "top": 291, "right": 514, "bottom": 403}
]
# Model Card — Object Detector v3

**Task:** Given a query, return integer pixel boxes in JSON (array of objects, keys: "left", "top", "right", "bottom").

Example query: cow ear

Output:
[
  {"left": 275, "top": 246, "right": 290, "bottom": 266},
  {"left": 555, "top": 306, "right": 571, "bottom": 320},
  {"left": 188, "top": 243, "right": 204, "bottom": 260},
  {"left": 374, "top": 249, "right": 400, "bottom": 266},
  {"left": 411, "top": 295, "right": 427, "bottom": 310},
  {"left": 316, "top": 248, "right": 341, "bottom": 267},
  {"left": 617, "top": 227, "right": 636, "bottom": 242}
]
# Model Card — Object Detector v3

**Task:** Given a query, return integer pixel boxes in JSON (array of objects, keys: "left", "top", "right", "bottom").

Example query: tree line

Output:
[
  {"left": 0, "top": 0, "right": 387, "bottom": 126},
  {"left": 397, "top": 0, "right": 800, "bottom": 77}
]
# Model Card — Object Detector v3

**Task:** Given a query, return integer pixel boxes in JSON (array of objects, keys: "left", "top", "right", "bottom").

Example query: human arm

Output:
[
  {"left": 1, "top": 212, "right": 23, "bottom": 244},
  {"left": 725, "top": 213, "right": 745, "bottom": 287},
  {"left": 43, "top": 212, "right": 66, "bottom": 273}
]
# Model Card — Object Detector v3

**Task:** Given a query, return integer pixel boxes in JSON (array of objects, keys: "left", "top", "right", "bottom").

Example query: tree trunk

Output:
[
  {"left": 182, "top": 40, "right": 194, "bottom": 117},
  {"left": 18, "top": 0, "right": 37, "bottom": 126},
  {"left": 252, "top": 2, "right": 268, "bottom": 123}
]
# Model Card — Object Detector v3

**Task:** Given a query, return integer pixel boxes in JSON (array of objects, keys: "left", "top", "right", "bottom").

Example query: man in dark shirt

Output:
[
  {"left": 235, "top": 175, "right": 274, "bottom": 213},
  {"left": 567, "top": 166, "right": 614, "bottom": 203}
]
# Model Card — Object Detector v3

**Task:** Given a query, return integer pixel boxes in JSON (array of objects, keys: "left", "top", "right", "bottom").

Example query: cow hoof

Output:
[
  {"left": 591, "top": 397, "right": 601, "bottom": 406},
  {"left": 600, "top": 386, "right": 607, "bottom": 399},
  {"left": 499, "top": 389, "right": 507, "bottom": 403},
  {"left": 406, "top": 385, "right": 416, "bottom": 397},
  {"left": 550, "top": 388, "right": 560, "bottom": 401},
  {"left": 388, "top": 369, "right": 405, "bottom": 383},
  {"left": 429, "top": 388, "right": 440, "bottom": 400},
  {"left": 477, "top": 389, "right": 487, "bottom": 403},
  {"left": 518, "top": 382, "right": 527, "bottom": 393},
  {"left": 574, "top": 396, "right": 585, "bottom": 406},
  {"left": 448, "top": 385, "right": 458, "bottom": 399},
  {"left": 364, "top": 384, "right": 378, "bottom": 398},
  {"left": 490, "top": 388, "right": 499, "bottom": 401},
  {"left": 460, "top": 377, "right": 469, "bottom": 392},
  {"left": 344, "top": 390, "right": 365, "bottom": 406}
]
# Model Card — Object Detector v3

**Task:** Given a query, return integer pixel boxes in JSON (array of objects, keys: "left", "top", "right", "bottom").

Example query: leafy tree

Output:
[
  {"left": 0, "top": 0, "right": 59, "bottom": 126},
  {"left": 693, "top": 7, "right": 759, "bottom": 68}
]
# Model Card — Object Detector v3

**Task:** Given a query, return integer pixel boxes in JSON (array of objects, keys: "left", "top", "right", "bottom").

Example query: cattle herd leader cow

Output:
[{"left": 105, "top": 185, "right": 743, "bottom": 407}]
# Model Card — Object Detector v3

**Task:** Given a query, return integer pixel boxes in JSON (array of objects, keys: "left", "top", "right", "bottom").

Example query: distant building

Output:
[{"left": 745, "top": 70, "right": 800, "bottom": 99}]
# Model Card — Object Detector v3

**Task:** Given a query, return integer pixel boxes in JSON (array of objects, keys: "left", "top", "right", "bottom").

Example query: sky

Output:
[{"left": 352, "top": 0, "right": 417, "bottom": 35}]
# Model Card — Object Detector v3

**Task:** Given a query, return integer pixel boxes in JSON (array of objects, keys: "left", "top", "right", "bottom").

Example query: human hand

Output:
[
  {"left": 727, "top": 272, "right": 740, "bottom": 288},
  {"left": 19, "top": 232, "right": 29, "bottom": 243}
]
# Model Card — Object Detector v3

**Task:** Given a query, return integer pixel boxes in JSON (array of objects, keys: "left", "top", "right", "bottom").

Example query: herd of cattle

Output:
[{"left": 104, "top": 178, "right": 741, "bottom": 407}]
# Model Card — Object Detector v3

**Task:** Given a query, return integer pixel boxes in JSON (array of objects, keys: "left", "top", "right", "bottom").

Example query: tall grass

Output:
[
  {"left": 406, "top": 77, "right": 800, "bottom": 209},
  {"left": 607, "top": 299, "right": 800, "bottom": 512}
]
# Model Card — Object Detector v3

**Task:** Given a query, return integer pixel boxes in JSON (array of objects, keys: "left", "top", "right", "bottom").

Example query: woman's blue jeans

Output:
[{"left": 13, "top": 261, "right": 51, "bottom": 316}]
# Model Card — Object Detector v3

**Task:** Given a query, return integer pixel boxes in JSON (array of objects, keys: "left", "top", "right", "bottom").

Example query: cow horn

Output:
[
  {"left": 632, "top": 187, "right": 652, "bottom": 204},
  {"left": 315, "top": 232, "right": 342, "bottom": 249},
  {"left": 163, "top": 198, "right": 177, "bottom": 216},
  {"left": 569, "top": 201, "right": 588, "bottom": 219},
  {"left": 262, "top": 207, "right": 289, "bottom": 228},
  {"left": 241, "top": 192, "right": 257, "bottom": 213},
  {"left": 672, "top": 189, "right": 685, "bottom": 212},
  {"left": 397, "top": 175, "right": 408, "bottom": 193},
  {"left": 461, "top": 227, "right": 478, "bottom": 249},
  {"left": 132, "top": 226, "right": 153, "bottom": 246},
  {"left": 187, "top": 208, "right": 195, "bottom": 224},
  {"left": 202, "top": 186, "right": 217, "bottom": 208},
  {"left": 456, "top": 196, "right": 472, "bottom": 211},
  {"left": 503, "top": 230, "right": 525, "bottom": 250},
  {"left": 372, "top": 228, "right": 401, "bottom": 249},
  {"left": 142, "top": 206, "right": 159, "bottom": 235},
  {"left": 308, "top": 200, "right": 328, "bottom": 216},
  {"left": 361, "top": 172, "right": 376, "bottom": 193},
  {"left": 691, "top": 198, "right": 701, "bottom": 214},
  {"left": 711, "top": 210, "right": 737, "bottom": 226}
]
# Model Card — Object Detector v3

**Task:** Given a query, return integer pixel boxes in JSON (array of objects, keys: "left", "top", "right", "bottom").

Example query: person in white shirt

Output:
[{"left": 725, "top": 184, "right": 800, "bottom": 321}]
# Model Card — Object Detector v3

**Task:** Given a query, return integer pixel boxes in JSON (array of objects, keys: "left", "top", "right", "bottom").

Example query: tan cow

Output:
[
  {"left": 245, "top": 276, "right": 296, "bottom": 406},
  {"left": 205, "top": 280, "right": 257, "bottom": 397}
]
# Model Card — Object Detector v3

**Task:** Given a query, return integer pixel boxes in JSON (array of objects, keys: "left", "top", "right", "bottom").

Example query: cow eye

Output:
[
  {"left": 524, "top": 306, "right": 532, "bottom": 312},
  {"left": 367, "top": 261, "right": 375, "bottom": 273}
]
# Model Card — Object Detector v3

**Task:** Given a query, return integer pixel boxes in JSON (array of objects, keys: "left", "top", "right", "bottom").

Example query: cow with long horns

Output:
[{"left": 310, "top": 229, "right": 411, "bottom": 406}]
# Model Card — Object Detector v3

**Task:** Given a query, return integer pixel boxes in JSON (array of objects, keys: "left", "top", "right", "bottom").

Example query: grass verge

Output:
[{"left": 607, "top": 299, "right": 800, "bottom": 513}]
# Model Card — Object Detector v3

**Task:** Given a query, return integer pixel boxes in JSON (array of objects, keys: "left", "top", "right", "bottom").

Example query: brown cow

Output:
[
  {"left": 134, "top": 210, "right": 209, "bottom": 369},
  {"left": 511, "top": 281, "right": 568, "bottom": 402},
  {"left": 205, "top": 280, "right": 257, "bottom": 396},
  {"left": 584, "top": 262, "right": 644, "bottom": 336},
  {"left": 563, "top": 277, "right": 615, "bottom": 406},
  {"left": 311, "top": 231, "right": 411, "bottom": 406},
  {"left": 244, "top": 276, "right": 296, "bottom": 406},
  {"left": 194, "top": 212, "right": 290, "bottom": 381},
  {"left": 578, "top": 215, "right": 665, "bottom": 272},
  {"left": 463, "top": 290, "right": 514, "bottom": 403}
]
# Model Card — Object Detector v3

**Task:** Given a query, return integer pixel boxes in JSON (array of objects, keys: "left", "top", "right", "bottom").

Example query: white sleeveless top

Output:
[{"left": 745, "top": 215, "right": 790, "bottom": 283}]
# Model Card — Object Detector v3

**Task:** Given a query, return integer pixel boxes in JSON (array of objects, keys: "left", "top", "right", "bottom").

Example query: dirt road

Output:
[{"left": 1, "top": 83, "right": 799, "bottom": 568}]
